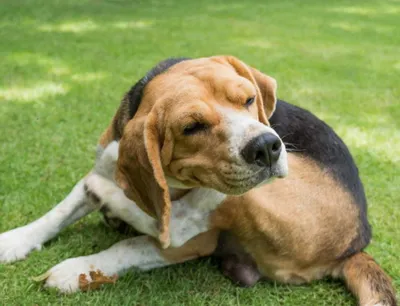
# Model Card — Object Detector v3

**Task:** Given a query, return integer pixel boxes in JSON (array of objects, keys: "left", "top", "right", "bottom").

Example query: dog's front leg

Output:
[
  {"left": 43, "top": 231, "right": 218, "bottom": 293},
  {"left": 0, "top": 177, "right": 97, "bottom": 263},
  {"left": 85, "top": 174, "right": 226, "bottom": 248}
]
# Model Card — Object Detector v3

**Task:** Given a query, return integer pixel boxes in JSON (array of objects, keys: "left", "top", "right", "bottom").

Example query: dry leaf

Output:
[
  {"left": 31, "top": 271, "right": 52, "bottom": 282},
  {"left": 78, "top": 270, "right": 118, "bottom": 291}
]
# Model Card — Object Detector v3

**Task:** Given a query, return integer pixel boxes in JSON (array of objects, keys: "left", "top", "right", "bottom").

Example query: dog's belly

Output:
[{"left": 213, "top": 154, "right": 360, "bottom": 283}]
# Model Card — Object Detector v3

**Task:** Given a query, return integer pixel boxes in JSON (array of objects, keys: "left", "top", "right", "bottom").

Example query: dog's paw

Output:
[
  {"left": 45, "top": 257, "right": 96, "bottom": 293},
  {"left": 44, "top": 257, "right": 116, "bottom": 293},
  {"left": 0, "top": 226, "right": 42, "bottom": 263}
]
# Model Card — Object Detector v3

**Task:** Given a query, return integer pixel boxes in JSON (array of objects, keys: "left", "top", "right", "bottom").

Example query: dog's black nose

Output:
[{"left": 241, "top": 133, "right": 282, "bottom": 167}]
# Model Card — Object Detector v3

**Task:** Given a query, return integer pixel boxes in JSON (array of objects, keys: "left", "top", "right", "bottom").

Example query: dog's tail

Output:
[{"left": 341, "top": 252, "right": 397, "bottom": 306}]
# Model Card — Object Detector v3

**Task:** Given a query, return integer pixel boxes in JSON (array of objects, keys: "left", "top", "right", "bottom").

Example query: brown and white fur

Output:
[{"left": 0, "top": 56, "right": 396, "bottom": 305}]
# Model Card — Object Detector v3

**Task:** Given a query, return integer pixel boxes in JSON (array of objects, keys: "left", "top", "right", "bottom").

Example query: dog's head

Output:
[{"left": 115, "top": 56, "right": 288, "bottom": 247}]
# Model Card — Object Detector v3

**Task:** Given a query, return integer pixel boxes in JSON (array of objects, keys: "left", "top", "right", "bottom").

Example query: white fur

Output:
[
  {"left": 86, "top": 174, "right": 226, "bottom": 248},
  {"left": 84, "top": 174, "right": 159, "bottom": 238},
  {"left": 218, "top": 106, "right": 282, "bottom": 156},
  {"left": 0, "top": 179, "right": 94, "bottom": 263},
  {"left": 0, "top": 139, "right": 226, "bottom": 292},
  {"left": 0, "top": 97, "right": 288, "bottom": 293},
  {"left": 45, "top": 236, "right": 167, "bottom": 293},
  {"left": 217, "top": 106, "right": 288, "bottom": 180},
  {"left": 84, "top": 142, "right": 226, "bottom": 248},
  {"left": 169, "top": 188, "right": 225, "bottom": 247},
  {"left": 0, "top": 142, "right": 125, "bottom": 263},
  {"left": 42, "top": 168, "right": 226, "bottom": 292}
]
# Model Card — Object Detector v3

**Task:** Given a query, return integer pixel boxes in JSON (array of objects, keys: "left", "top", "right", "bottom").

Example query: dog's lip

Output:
[
  {"left": 221, "top": 169, "right": 268, "bottom": 191},
  {"left": 222, "top": 166, "right": 288, "bottom": 193},
  {"left": 222, "top": 169, "right": 264, "bottom": 183}
]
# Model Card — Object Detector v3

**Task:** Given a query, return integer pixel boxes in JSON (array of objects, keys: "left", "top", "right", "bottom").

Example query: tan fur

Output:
[
  {"left": 115, "top": 110, "right": 172, "bottom": 248},
  {"left": 103, "top": 55, "right": 395, "bottom": 304},
  {"left": 98, "top": 94, "right": 132, "bottom": 148},
  {"left": 212, "top": 56, "right": 277, "bottom": 123},
  {"left": 212, "top": 154, "right": 359, "bottom": 283},
  {"left": 115, "top": 56, "right": 278, "bottom": 248},
  {"left": 342, "top": 252, "right": 396, "bottom": 306},
  {"left": 98, "top": 125, "right": 115, "bottom": 148},
  {"left": 160, "top": 229, "right": 219, "bottom": 263}
]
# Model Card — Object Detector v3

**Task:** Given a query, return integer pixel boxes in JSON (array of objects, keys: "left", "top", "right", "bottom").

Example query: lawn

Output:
[{"left": 0, "top": 0, "right": 399, "bottom": 305}]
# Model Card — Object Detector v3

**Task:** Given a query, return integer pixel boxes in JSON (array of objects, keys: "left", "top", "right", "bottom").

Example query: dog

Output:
[{"left": 0, "top": 56, "right": 396, "bottom": 305}]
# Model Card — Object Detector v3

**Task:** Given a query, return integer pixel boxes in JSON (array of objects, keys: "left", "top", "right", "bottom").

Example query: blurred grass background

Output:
[{"left": 0, "top": 0, "right": 399, "bottom": 305}]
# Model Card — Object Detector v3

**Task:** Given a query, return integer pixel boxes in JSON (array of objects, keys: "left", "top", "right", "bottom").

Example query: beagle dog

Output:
[{"left": 0, "top": 56, "right": 396, "bottom": 305}]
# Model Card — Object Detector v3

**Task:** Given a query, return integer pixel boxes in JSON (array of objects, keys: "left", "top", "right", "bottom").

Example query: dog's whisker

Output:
[
  {"left": 280, "top": 133, "right": 294, "bottom": 140},
  {"left": 283, "top": 142, "right": 301, "bottom": 150}
]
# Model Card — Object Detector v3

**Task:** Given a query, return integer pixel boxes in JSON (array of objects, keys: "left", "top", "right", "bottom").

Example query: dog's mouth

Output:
[
  {"left": 219, "top": 166, "right": 287, "bottom": 195},
  {"left": 166, "top": 153, "right": 288, "bottom": 195}
]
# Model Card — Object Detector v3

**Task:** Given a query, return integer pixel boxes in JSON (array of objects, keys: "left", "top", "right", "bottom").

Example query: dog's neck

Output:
[
  {"left": 166, "top": 176, "right": 227, "bottom": 208},
  {"left": 168, "top": 180, "right": 227, "bottom": 213},
  {"left": 166, "top": 176, "right": 195, "bottom": 201}
]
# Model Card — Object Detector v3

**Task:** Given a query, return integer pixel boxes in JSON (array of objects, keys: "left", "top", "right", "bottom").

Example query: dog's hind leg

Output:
[{"left": 0, "top": 177, "right": 99, "bottom": 263}]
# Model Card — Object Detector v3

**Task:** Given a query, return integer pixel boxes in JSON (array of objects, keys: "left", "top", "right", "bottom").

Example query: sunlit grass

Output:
[
  {"left": 328, "top": 5, "right": 400, "bottom": 16},
  {"left": 39, "top": 20, "right": 99, "bottom": 33},
  {"left": 71, "top": 72, "right": 108, "bottom": 82},
  {"left": 0, "top": 82, "right": 67, "bottom": 102},
  {"left": 0, "top": 0, "right": 399, "bottom": 305},
  {"left": 112, "top": 21, "right": 153, "bottom": 29},
  {"left": 38, "top": 20, "right": 153, "bottom": 33}
]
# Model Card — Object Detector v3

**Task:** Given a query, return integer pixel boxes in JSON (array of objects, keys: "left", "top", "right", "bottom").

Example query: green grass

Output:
[{"left": 0, "top": 0, "right": 399, "bottom": 305}]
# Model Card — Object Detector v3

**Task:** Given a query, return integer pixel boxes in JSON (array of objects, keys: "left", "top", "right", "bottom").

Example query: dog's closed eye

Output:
[
  {"left": 183, "top": 122, "right": 209, "bottom": 136},
  {"left": 244, "top": 96, "right": 255, "bottom": 108}
]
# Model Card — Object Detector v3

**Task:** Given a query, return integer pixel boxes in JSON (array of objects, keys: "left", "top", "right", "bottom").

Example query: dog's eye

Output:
[
  {"left": 183, "top": 122, "right": 208, "bottom": 136},
  {"left": 245, "top": 96, "right": 255, "bottom": 107}
]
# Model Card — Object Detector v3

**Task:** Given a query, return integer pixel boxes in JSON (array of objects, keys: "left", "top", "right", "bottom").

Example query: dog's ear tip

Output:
[{"left": 158, "top": 231, "right": 170, "bottom": 249}]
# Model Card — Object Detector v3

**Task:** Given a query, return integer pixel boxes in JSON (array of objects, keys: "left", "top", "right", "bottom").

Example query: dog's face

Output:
[
  {"left": 154, "top": 59, "right": 288, "bottom": 194},
  {"left": 115, "top": 56, "right": 288, "bottom": 247}
]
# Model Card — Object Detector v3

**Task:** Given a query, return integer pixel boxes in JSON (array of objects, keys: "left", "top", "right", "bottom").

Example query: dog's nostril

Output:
[
  {"left": 254, "top": 151, "right": 265, "bottom": 164},
  {"left": 271, "top": 140, "right": 281, "bottom": 153},
  {"left": 268, "top": 138, "right": 282, "bottom": 164},
  {"left": 241, "top": 133, "right": 282, "bottom": 167}
]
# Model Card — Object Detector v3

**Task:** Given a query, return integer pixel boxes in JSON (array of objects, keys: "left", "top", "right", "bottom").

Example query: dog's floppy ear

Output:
[
  {"left": 220, "top": 56, "right": 277, "bottom": 125},
  {"left": 113, "top": 57, "right": 190, "bottom": 249},
  {"left": 115, "top": 109, "right": 172, "bottom": 249}
]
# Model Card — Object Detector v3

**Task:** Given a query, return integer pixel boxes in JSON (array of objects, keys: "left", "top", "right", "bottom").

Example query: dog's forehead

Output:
[
  {"left": 167, "top": 57, "right": 233, "bottom": 77},
  {"left": 144, "top": 58, "right": 255, "bottom": 109}
]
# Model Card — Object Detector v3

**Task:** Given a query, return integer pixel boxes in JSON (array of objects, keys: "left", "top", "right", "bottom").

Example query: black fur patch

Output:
[
  {"left": 127, "top": 57, "right": 191, "bottom": 119},
  {"left": 270, "top": 100, "right": 371, "bottom": 257}
]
